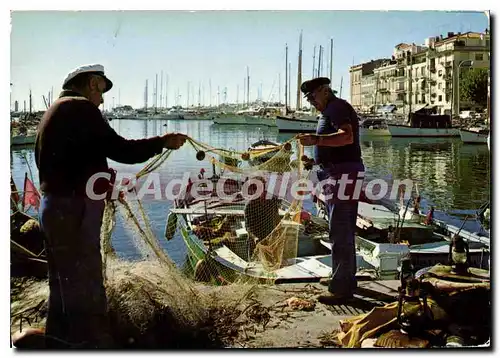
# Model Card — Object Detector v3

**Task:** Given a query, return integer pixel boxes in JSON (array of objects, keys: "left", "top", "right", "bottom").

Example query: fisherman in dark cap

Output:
[
  {"left": 297, "top": 77, "right": 364, "bottom": 304},
  {"left": 35, "top": 64, "right": 187, "bottom": 348}
]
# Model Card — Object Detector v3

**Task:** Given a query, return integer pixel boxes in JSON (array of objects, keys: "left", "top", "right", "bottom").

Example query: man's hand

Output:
[
  {"left": 162, "top": 133, "right": 188, "bottom": 150},
  {"left": 297, "top": 134, "right": 319, "bottom": 146}
]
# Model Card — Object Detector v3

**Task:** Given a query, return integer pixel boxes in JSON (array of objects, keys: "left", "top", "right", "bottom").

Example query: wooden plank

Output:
[{"left": 356, "top": 280, "right": 400, "bottom": 301}]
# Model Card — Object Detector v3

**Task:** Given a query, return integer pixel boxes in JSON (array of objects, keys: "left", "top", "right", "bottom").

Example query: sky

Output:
[{"left": 10, "top": 10, "right": 489, "bottom": 111}]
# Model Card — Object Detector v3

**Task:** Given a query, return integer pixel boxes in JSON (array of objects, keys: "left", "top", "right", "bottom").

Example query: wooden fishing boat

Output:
[
  {"left": 314, "top": 194, "right": 490, "bottom": 272},
  {"left": 11, "top": 210, "right": 47, "bottom": 278},
  {"left": 247, "top": 139, "right": 282, "bottom": 166},
  {"left": 167, "top": 174, "right": 388, "bottom": 284}
]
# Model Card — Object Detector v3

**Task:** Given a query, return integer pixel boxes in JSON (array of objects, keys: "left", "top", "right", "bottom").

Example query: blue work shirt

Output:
[{"left": 314, "top": 96, "right": 364, "bottom": 181}]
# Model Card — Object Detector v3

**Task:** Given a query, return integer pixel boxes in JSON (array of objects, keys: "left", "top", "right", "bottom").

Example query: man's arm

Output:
[
  {"left": 298, "top": 100, "right": 355, "bottom": 147},
  {"left": 82, "top": 101, "right": 165, "bottom": 164},
  {"left": 317, "top": 99, "right": 355, "bottom": 147},
  {"left": 316, "top": 123, "right": 353, "bottom": 147}
]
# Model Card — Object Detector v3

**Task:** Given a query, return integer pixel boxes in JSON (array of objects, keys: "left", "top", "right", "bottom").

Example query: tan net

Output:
[
  {"left": 100, "top": 134, "right": 326, "bottom": 289},
  {"left": 11, "top": 134, "right": 333, "bottom": 347}
]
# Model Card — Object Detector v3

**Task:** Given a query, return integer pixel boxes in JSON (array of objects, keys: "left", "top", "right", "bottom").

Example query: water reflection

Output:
[{"left": 10, "top": 120, "right": 490, "bottom": 264}]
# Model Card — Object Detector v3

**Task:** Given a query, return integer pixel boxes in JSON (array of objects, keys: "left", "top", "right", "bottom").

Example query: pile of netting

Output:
[
  {"left": 12, "top": 134, "right": 329, "bottom": 348},
  {"left": 96, "top": 135, "right": 323, "bottom": 346}
]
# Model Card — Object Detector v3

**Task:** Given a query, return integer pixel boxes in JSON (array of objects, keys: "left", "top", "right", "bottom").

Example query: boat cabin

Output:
[{"left": 408, "top": 113, "right": 452, "bottom": 129}]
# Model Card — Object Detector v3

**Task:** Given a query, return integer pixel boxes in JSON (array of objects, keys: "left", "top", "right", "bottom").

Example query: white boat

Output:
[
  {"left": 359, "top": 117, "right": 391, "bottom": 137},
  {"left": 276, "top": 115, "right": 318, "bottom": 132},
  {"left": 459, "top": 127, "right": 489, "bottom": 144},
  {"left": 388, "top": 113, "right": 460, "bottom": 137},
  {"left": 388, "top": 124, "right": 459, "bottom": 137},
  {"left": 314, "top": 194, "right": 490, "bottom": 272},
  {"left": 245, "top": 115, "right": 276, "bottom": 127},
  {"left": 213, "top": 112, "right": 246, "bottom": 125}
]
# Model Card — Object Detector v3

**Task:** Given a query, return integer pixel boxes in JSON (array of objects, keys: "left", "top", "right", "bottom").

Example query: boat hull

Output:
[
  {"left": 213, "top": 115, "right": 247, "bottom": 125},
  {"left": 388, "top": 125, "right": 459, "bottom": 137},
  {"left": 244, "top": 116, "right": 276, "bottom": 127},
  {"left": 359, "top": 127, "right": 391, "bottom": 137},
  {"left": 11, "top": 135, "right": 36, "bottom": 146},
  {"left": 276, "top": 116, "right": 317, "bottom": 132},
  {"left": 459, "top": 129, "right": 489, "bottom": 144}
]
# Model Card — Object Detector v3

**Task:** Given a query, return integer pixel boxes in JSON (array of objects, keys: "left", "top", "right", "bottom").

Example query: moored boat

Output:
[
  {"left": 459, "top": 127, "right": 489, "bottom": 144},
  {"left": 359, "top": 117, "right": 391, "bottom": 137},
  {"left": 388, "top": 113, "right": 459, "bottom": 137},
  {"left": 276, "top": 115, "right": 318, "bottom": 132}
]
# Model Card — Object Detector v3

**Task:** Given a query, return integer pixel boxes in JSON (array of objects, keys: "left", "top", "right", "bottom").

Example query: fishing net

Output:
[
  {"left": 90, "top": 134, "right": 328, "bottom": 347},
  {"left": 11, "top": 134, "right": 331, "bottom": 348},
  {"left": 102, "top": 135, "right": 328, "bottom": 286}
]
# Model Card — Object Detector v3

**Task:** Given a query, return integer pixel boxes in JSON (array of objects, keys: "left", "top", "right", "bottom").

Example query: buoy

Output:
[
  {"left": 241, "top": 152, "right": 250, "bottom": 161},
  {"left": 164, "top": 212, "right": 178, "bottom": 241},
  {"left": 301, "top": 155, "right": 309, "bottom": 162},
  {"left": 196, "top": 151, "right": 206, "bottom": 161},
  {"left": 283, "top": 142, "right": 292, "bottom": 152}
]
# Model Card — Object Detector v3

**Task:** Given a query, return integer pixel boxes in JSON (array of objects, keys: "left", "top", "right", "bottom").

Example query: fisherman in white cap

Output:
[{"left": 35, "top": 64, "right": 187, "bottom": 348}]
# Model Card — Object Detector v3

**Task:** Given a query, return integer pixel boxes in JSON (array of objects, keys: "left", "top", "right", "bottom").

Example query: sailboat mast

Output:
[
  {"left": 165, "top": 74, "right": 169, "bottom": 108},
  {"left": 209, "top": 79, "right": 212, "bottom": 107},
  {"left": 329, "top": 38, "right": 333, "bottom": 80},
  {"left": 278, "top": 73, "right": 281, "bottom": 106},
  {"left": 29, "top": 89, "right": 32, "bottom": 113},
  {"left": 312, "top": 45, "right": 316, "bottom": 78},
  {"left": 187, "top": 82, "right": 190, "bottom": 108},
  {"left": 296, "top": 30, "right": 303, "bottom": 111},
  {"left": 317, "top": 46, "right": 322, "bottom": 77},
  {"left": 160, "top": 71, "right": 163, "bottom": 109},
  {"left": 155, "top": 74, "right": 158, "bottom": 110},
  {"left": 145, "top": 80, "right": 148, "bottom": 110},
  {"left": 285, "top": 44, "right": 288, "bottom": 113},
  {"left": 340, "top": 76, "right": 343, "bottom": 98},
  {"left": 288, "top": 62, "right": 291, "bottom": 109},
  {"left": 198, "top": 81, "right": 201, "bottom": 107},
  {"left": 246, "top": 66, "right": 250, "bottom": 106},
  {"left": 243, "top": 77, "right": 246, "bottom": 107}
]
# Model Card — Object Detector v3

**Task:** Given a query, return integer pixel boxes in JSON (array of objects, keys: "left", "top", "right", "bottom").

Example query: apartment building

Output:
[
  {"left": 349, "top": 58, "right": 390, "bottom": 110},
  {"left": 350, "top": 31, "right": 490, "bottom": 116}
]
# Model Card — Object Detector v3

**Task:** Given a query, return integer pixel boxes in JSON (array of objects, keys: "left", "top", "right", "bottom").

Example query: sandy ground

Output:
[{"left": 10, "top": 276, "right": 401, "bottom": 348}]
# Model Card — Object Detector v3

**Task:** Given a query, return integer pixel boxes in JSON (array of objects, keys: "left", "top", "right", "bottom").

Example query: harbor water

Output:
[{"left": 11, "top": 119, "right": 491, "bottom": 266}]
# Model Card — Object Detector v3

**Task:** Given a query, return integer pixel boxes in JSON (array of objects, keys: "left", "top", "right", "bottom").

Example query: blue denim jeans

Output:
[
  {"left": 317, "top": 162, "right": 364, "bottom": 296},
  {"left": 39, "top": 194, "right": 112, "bottom": 348}
]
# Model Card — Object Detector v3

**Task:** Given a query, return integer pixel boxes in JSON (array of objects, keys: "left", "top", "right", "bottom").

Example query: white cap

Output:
[{"left": 63, "top": 64, "right": 113, "bottom": 92}]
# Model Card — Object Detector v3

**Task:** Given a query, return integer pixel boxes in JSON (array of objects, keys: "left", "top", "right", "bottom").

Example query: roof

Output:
[{"left": 435, "top": 31, "right": 488, "bottom": 44}]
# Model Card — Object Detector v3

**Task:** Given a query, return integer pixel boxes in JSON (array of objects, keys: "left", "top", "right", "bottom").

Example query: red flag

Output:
[{"left": 22, "top": 173, "right": 41, "bottom": 211}]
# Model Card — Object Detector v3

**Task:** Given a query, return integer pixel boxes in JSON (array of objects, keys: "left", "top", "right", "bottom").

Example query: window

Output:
[
  {"left": 438, "top": 83, "right": 442, "bottom": 89},
  {"left": 438, "top": 95, "right": 443, "bottom": 102},
  {"left": 475, "top": 53, "right": 483, "bottom": 61}
]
